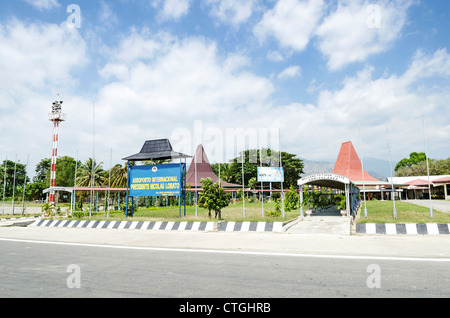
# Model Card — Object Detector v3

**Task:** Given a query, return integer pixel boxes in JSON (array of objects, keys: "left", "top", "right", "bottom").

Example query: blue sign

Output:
[
  {"left": 257, "top": 167, "right": 284, "bottom": 182},
  {"left": 129, "top": 164, "right": 183, "bottom": 197}
]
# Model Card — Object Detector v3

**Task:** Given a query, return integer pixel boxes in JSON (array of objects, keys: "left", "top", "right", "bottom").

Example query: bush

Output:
[
  {"left": 266, "top": 199, "right": 282, "bottom": 217},
  {"left": 72, "top": 211, "right": 86, "bottom": 218},
  {"left": 285, "top": 185, "right": 298, "bottom": 212}
]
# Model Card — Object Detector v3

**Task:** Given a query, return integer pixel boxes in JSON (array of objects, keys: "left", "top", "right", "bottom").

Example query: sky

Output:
[{"left": 0, "top": 0, "right": 449, "bottom": 177}]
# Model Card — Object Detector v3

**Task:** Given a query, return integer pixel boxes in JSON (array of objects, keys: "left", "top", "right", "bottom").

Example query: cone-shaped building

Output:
[
  {"left": 332, "top": 141, "right": 379, "bottom": 182},
  {"left": 186, "top": 145, "right": 240, "bottom": 188}
]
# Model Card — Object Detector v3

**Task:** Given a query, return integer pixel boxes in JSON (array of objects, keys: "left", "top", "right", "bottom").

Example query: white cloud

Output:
[
  {"left": 98, "top": 1, "right": 118, "bottom": 29},
  {"left": 311, "top": 48, "right": 450, "bottom": 159},
  {"left": 402, "top": 48, "right": 450, "bottom": 84},
  {"left": 277, "top": 65, "right": 301, "bottom": 79},
  {"left": 220, "top": 48, "right": 450, "bottom": 162},
  {"left": 0, "top": 19, "right": 88, "bottom": 178},
  {"left": 315, "top": 0, "right": 414, "bottom": 71},
  {"left": 96, "top": 32, "right": 449, "bottom": 163},
  {"left": 0, "top": 19, "right": 88, "bottom": 96},
  {"left": 23, "top": 0, "right": 60, "bottom": 11},
  {"left": 266, "top": 50, "right": 285, "bottom": 62},
  {"left": 152, "top": 0, "right": 192, "bottom": 21},
  {"left": 254, "top": 0, "right": 325, "bottom": 52},
  {"left": 205, "top": 0, "right": 259, "bottom": 26},
  {"left": 96, "top": 31, "right": 274, "bottom": 159}
]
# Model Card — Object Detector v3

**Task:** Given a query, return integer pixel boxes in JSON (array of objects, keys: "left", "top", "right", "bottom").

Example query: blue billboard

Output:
[{"left": 129, "top": 164, "right": 184, "bottom": 197}]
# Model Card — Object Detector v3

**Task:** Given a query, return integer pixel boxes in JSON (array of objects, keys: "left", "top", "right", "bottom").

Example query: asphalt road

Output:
[
  {"left": 405, "top": 200, "right": 450, "bottom": 213},
  {"left": 1, "top": 234, "right": 450, "bottom": 298}
]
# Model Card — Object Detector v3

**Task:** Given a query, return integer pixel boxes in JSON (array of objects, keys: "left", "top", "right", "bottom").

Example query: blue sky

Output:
[{"left": 0, "top": 0, "right": 449, "bottom": 175}]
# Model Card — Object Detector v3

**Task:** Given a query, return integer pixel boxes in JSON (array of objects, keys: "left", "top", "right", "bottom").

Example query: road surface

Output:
[{"left": 1, "top": 227, "right": 449, "bottom": 299}]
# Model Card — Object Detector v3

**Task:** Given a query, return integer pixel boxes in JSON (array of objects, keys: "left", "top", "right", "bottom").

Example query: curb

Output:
[
  {"left": 0, "top": 216, "right": 40, "bottom": 221},
  {"left": 356, "top": 223, "right": 450, "bottom": 235},
  {"left": 29, "top": 219, "right": 285, "bottom": 233},
  {"left": 0, "top": 216, "right": 40, "bottom": 227},
  {"left": 217, "top": 221, "right": 284, "bottom": 233}
]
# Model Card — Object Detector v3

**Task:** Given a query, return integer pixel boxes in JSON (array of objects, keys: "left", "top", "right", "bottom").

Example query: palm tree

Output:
[
  {"left": 76, "top": 158, "right": 107, "bottom": 187},
  {"left": 106, "top": 164, "right": 128, "bottom": 188}
]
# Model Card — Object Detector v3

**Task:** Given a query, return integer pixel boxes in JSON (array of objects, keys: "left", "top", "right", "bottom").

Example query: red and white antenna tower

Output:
[{"left": 49, "top": 100, "right": 66, "bottom": 207}]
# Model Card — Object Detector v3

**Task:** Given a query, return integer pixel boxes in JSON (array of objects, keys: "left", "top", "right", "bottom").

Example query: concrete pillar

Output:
[
  {"left": 445, "top": 184, "right": 448, "bottom": 201},
  {"left": 300, "top": 186, "right": 304, "bottom": 217}
]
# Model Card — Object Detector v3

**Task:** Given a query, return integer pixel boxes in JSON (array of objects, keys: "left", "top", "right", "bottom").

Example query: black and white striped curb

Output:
[
  {"left": 218, "top": 221, "right": 283, "bottom": 232},
  {"left": 30, "top": 219, "right": 284, "bottom": 233},
  {"left": 356, "top": 223, "right": 450, "bottom": 235}
]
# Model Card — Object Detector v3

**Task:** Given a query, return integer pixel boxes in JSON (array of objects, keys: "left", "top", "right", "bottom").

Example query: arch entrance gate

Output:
[{"left": 297, "top": 173, "right": 360, "bottom": 218}]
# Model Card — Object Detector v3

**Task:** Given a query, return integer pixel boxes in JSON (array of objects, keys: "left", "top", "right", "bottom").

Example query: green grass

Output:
[
  {"left": 69, "top": 202, "right": 301, "bottom": 223},
  {"left": 357, "top": 201, "right": 450, "bottom": 224}
]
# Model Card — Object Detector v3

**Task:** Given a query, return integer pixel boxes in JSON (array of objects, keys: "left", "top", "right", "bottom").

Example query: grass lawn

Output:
[
  {"left": 70, "top": 202, "right": 301, "bottom": 223},
  {"left": 357, "top": 201, "right": 450, "bottom": 224}
]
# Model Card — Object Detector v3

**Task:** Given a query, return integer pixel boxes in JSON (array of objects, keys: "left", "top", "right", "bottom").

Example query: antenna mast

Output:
[{"left": 49, "top": 100, "right": 66, "bottom": 211}]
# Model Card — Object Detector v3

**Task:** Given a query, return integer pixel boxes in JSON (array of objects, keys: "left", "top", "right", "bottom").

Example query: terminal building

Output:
[
  {"left": 332, "top": 141, "right": 397, "bottom": 201},
  {"left": 329, "top": 141, "right": 449, "bottom": 201},
  {"left": 388, "top": 175, "right": 450, "bottom": 200}
]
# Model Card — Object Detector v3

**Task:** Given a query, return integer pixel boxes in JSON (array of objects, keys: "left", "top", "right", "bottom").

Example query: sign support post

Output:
[{"left": 125, "top": 161, "right": 130, "bottom": 219}]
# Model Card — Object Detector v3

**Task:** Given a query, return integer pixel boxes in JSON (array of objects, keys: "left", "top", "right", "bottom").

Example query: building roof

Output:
[
  {"left": 186, "top": 144, "right": 241, "bottom": 188},
  {"left": 332, "top": 141, "right": 380, "bottom": 183},
  {"left": 404, "top": 179, "right": 430, "bottom": 186},
  {"left": 388, "top": 175, "right": 450, "bottom": 185},
  {"left": 122, "top": 139, "right": 191, "bottom": 161},
  {"left": 433, "top": 176, "right": 450, "bottom": 184}
]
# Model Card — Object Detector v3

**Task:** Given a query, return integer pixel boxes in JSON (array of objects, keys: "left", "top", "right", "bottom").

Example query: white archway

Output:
[{"left": 297, "top": 173, "right": 360, "bottom": 217}]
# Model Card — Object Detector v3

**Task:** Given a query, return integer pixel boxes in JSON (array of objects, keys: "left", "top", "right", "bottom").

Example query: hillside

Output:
[{"left": 300, "top": 158, "right": 394, "bottom": 181}]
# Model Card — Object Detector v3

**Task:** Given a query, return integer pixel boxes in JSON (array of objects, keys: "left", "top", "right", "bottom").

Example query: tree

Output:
[
  {"left": 285, "top": 185, "right": 298, "bottom": 212},
  {"left": 34, "top": 158, "right": 51, "bottom": 183},
  {"left": 0, "top": 160, "right": 29, "bottom": 199},
  {"left": 76, "top": 158, "right": 107, "bottom": 187},
  {"left": 25, "top": 181, "right": 46, "bottom": 201},
  {"left": 395, "top": 152, "right": 427, "bottom": 172},
  {"left": 54, "top": 156, "right": 78, "bottom": 188},
  {"left": 34, "top": 156, "right": 79, "bottom": 187},
  {"left": 211, "top": 163, "right": 233, "bottom": 183},
  {"left": 198, "top": 177, "right": 230, "bottom": 219},
  {"left": 396, "top": 158, "right": 450, "bottom": 177},
  {"left": 107, "top": 164, "right": 128, "bottom": 188},
  {"left": 248, "top": 177, "right": 257, "bottom": 190},
  {"left": 226, "top": 149, "right": 304, "bottom": 188}
]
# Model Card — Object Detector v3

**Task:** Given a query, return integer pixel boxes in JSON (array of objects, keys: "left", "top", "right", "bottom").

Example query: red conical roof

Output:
[
  {"left": 186, "top": 145, "right": 240, "bottom": 188},
  {"left": 332, "top": 141, "right": 379, "bottom": 182}
]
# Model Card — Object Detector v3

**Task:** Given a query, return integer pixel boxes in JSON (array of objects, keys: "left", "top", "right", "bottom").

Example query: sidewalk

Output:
[
  {"left": 286, "top": 207, "right": 352, "bottom": 236},
  {"left": 404, "top": 200, "right": 450, "bottom": 213}
]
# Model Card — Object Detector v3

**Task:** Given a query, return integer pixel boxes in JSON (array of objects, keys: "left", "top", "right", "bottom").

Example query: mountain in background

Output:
[
  {"left": 300, "top": 159, "right": 334, "bottom": 176},
  {"left": 300, "top": 157, "right": 395, "bottom": 181}
]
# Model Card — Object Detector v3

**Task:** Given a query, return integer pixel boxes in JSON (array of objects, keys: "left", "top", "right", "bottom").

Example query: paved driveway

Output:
[{"left": 404, "top": 200, "right": 450, "bottom": 213}]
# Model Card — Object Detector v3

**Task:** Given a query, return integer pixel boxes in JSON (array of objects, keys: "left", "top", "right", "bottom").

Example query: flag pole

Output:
[
  {"left": 12, "top": 154, "right": 17, "bottom": 215},
  {"left": 279, "top": 128, "right": 285, "bottom": 218},
  {"left": 422, "top": 114, "right": 433, "bottom": 220},
  {"left": 195, "top": 147, "right": 198, "bottom": 217},
  {"left": 358, "top": 122, "right": 368, "bottom": 218},
  {"left": 242, "top": 150, "right": 245, "bottom": 217},
  {"left": 386, "top": 121, "right": 397, "bottom": 219},
  {"left": 2, "top": 155, "right": 7, "bottom": 216},
  {"left": 260, "top": 145, "right": 264, "bottom": 217},
  {"left": 21, "top": 154, "right": 30, "bottom": 216}
]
